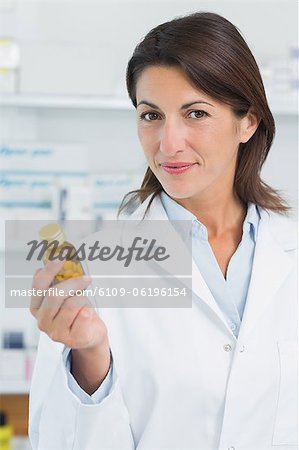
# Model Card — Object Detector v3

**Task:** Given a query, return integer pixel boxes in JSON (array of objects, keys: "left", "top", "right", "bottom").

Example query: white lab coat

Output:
[{"left": 29, "top": 194, "right": 298, "bottom": 450}]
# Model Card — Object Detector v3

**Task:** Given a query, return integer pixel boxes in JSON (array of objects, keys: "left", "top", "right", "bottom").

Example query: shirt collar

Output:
[
  {"left": 243, "top": 201, "right": 260, "bottom": 243},
  {"left": 160, "top": 191, "right": 196, "bottom": 222},
  {"left": 159, "top": 191, "right": 197, "bottom": 240},
  {"left": 160, "top": 191, "right": 260, "bottom": 243}
]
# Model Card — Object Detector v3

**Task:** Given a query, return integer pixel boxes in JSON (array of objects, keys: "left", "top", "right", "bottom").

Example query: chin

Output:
[{"left": 161, "top": 186, "right": 197, "bottom": 200}]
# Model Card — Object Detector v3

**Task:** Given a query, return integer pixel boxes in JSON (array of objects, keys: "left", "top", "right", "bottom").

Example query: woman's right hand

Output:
[{"left": 30, "top": 259, "right": 112, "bottom": 394}]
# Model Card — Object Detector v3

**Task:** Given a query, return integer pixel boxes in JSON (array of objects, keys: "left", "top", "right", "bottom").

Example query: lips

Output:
[
  {"left": 161, "top": 162, "right": 196, "bottom": 168},
  {"left": 160, "top": 162, "right": 197, "bottom": 174}
]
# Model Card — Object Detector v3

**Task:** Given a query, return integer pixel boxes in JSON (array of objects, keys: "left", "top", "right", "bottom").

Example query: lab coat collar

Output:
[
  {"left": 239, "top": 206, "right": 297, "bottom": 338},
  {"left": 128, "top": 194, "right": 297, "bottom": 338}
]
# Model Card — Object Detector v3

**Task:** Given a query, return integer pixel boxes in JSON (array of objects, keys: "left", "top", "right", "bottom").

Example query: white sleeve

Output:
[
  {"left": 29, "top": 332, "right": 135, "bottom": 450},
  {"left": 63, "top": 347, "right": 114, "bottom": 405}
]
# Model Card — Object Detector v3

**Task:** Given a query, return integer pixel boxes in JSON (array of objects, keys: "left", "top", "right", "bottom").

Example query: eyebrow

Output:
[{"left": 136, "top": 100, "right": 215, "bottom": 109}]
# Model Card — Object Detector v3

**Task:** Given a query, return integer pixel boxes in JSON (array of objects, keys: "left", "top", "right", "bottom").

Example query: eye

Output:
[
  {"left": 188, "top": 110, "right": 208, "bottom": 119},
  {"left": 139, "top": 111, "right": 161, "bottom": 122}
]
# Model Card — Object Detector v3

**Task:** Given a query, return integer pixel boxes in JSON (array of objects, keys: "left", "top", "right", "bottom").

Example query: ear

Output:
[{"left": 239, "top": 107, "right": 260, "bottom": 143}]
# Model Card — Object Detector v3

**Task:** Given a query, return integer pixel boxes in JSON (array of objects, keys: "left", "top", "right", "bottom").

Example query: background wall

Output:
[
  {"left": 1, "top": 0, "right": 297, "bottom": 205},
  {"left": 0, "top": 1, "right": 297, "bottom": 446}
]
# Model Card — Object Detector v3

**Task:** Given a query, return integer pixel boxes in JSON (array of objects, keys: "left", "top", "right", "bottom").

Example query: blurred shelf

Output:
[
  {"left": 0, "top": 380, "right": 31, "bottom": 394},
  {"left": 0, "top": 94, "right": 297, "bottom": 115},
  {"left": 0, "top": 94, "right": 134, "bottom": 110}
]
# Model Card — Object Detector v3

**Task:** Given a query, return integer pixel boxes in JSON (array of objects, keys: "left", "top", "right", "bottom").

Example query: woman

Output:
[{"left": 29, "top": 12, "right": 297, "bottom": 450}]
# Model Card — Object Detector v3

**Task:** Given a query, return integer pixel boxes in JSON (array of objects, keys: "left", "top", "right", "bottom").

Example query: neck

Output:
[{"left": 174, "top": 190, "right": 247, "bottom": 239}]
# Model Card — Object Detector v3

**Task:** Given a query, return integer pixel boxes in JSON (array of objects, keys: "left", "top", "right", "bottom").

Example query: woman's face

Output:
[{"left": 136, "top": 66, "right": 257, "bottom": 204}]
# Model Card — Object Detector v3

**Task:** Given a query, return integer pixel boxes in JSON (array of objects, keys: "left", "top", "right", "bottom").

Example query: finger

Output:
[
  {"left": 33, "top": 259, "right": 65, "bottom": 292},
  {"left": 35, "top": 276, "right": 92, "bottom": 328},
  {"left": 47, "top": 300, "right": 96, "bottom": 348},
  {"left": 66, "top": 306, "right": 96, "bottom": 349},
  {"left": 51, "top": 295, "right": 92, "bottom": 330},
  {"left": 30, "top": 259, "right": 65, "bottom": 311},
  {"left": 40, "top": 296, "right": 90, "bottom": 340}
]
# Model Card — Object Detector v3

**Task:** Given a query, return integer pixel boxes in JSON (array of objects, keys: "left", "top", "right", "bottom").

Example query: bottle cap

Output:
[{"left": 39, "top": 223, "right": 65, "bottom": 246}]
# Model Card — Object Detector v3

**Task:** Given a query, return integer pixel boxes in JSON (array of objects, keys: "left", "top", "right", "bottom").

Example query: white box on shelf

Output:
[
  {"left": 91, "top": 172, "right": 142, "bottom": 220},
  {"left": 0, "top": 141, "right": 89, "bottom": 174},
  {"left": 20, "top": 44, "right": 118, "bottom": 96},
  {"left": 0, "top": 174, "right": 53, "bottom": 209},
  {"left": 0, "top": 69, "right": 17, "bottom": 94},
  {"left": 0, "top": 39, "right": 19, "bottom": 69},
  {"left": 0, "top": 349, "right": 25, "bottom": 381},
  {"left": 64, "top": 185, "right": 93, "bottom": 220}
]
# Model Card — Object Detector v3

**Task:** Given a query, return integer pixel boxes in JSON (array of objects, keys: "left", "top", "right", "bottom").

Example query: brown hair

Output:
[{"left": 119, "top": 11, "right": 290, "bottom": 217}]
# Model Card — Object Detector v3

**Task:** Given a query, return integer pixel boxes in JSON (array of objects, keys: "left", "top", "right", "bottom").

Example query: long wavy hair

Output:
[{"left": 119, "top": 11, "right": 289, "bottom": 217}]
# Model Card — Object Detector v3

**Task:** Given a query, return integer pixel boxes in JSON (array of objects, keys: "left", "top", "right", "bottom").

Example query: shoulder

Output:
[{"left": 258, "top": 207, "right": 298, "bottom": 251}]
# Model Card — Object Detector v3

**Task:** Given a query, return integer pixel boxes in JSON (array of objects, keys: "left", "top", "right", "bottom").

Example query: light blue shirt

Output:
[{"left": 160, "top": 191, "right": 260, "bottom": 338}]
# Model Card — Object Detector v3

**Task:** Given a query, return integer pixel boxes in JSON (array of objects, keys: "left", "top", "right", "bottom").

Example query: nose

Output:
[{"left": 159, "top": 119, "right": 186, "bottom": 156}]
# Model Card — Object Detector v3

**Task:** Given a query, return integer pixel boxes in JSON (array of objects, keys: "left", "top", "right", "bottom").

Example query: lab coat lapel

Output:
[
  {"left": 191, "top": 259, "right": 233, "bottom": 333},
  {"left": 240, "top": 208, "right": 297, "bottom": 337}
]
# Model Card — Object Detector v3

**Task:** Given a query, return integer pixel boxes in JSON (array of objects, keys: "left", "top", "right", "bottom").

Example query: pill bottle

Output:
[
  {"left": 39, "top": 223, "right": 85, "bottom": 284},
  {"left": 0, "top": 411, "right": 12, "bottom": 450}
]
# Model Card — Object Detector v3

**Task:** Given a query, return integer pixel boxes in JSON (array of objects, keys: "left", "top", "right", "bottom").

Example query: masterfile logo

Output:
[{"left": 5, "top": 219, "right": 193, "bottom": 309}]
